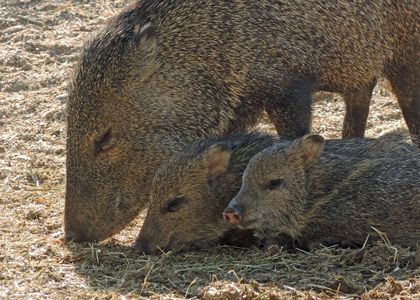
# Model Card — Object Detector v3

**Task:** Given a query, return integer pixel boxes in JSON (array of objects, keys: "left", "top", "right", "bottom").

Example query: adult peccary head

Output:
[
  {"left": 225, "top": 135, "right": 420, "bottom": 249},
  {"left": 66, "top": 0, "right": 419, "bottom": 242},
  {"left": 135, "top": 131, "right": 418, "bottom": 253},
  {"left": 65, "top": 9, "right": 179, "bottom": 241},
  {"left": 65, "top": 2, "right": 267, "bottom": 242}
]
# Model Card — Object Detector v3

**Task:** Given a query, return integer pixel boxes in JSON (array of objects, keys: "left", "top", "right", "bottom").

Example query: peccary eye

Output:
[
  {"left": 166, "top": 197, "right": 186, "bottom": 213},
  {"left": 268, "top": 179, "right": 283, "bottom": 190},
  {"left": 95, "top": 128, "right": 113, "bottom": 153}
]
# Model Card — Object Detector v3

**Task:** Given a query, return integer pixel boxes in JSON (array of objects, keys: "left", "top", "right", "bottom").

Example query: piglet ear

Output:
[
  {"left": 132, "top": 22, "right": 157, "bottom": 53},
  {"left": 204, "top": 143, "right": 232, "bottom": 180},
  {"left": 288, "top": 134, "right": 325, "bottom": 167}
]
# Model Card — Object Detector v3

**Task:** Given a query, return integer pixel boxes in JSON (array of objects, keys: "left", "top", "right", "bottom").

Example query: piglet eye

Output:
[
  {"left": 268, "top": 179, "right": 283, "bottom": 190},
  {"left": 166, "top": 197, "right": 186, "bottom": 213},
  {"left": 95, "top": 128, "right": 113, "bottom": 153}
]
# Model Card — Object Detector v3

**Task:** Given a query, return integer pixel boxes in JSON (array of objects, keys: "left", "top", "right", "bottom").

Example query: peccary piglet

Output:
[
  {"left": 225, "top": 135, "right": 420, "bottom": 249},
  {"left": 66, "top": 0, "right": 420, "bottom": 242},
  {"left": 134, "top": 134, "right": 278, "bottom": 254},
  {"left": 135, "top": 131, "right": 418, "bottom": 254}
]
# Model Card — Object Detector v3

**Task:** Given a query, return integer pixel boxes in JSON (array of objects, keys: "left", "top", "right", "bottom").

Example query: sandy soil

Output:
[{"left": 0, "top": 1, "right": 418, "bottom": 299}]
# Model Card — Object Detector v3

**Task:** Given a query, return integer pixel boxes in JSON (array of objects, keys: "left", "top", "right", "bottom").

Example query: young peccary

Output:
[
  {"left": 66, "top": 0, "right": 420, "bottom": 242},
  {"left": 134, "top": 132, "right": 418, "bottom": 254},
  {"left": 224, "top": 135, "right": 420, "bottom": 249}
]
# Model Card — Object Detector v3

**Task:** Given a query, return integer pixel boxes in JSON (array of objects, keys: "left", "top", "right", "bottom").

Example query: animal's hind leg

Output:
[
  {"left": 223, "top": 99, "right": 266, "bottom": 135},
  {"left": 341, "top": 80, "right": 376, "bottom": 139},
  {"left": 385, "top": 62, "right": 420, "bottom": 147},
  {"left": 265, "top": 79, "right": 313, "bottom": 139}
]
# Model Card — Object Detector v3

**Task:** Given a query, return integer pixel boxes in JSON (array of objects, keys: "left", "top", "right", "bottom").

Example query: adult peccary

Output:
[
  {"left": 134, "top": 132, "right": 418, "bottom": 254},
  {"left": 65, "top": 0, "right": 420, "bottom": 242},
  {"left": 224, "top": 135, "right": 420, "bottom": 249}
]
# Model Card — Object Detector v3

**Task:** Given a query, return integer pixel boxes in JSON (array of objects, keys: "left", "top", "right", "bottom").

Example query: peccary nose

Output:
[{"left": 223, "top": 205, "right": 242, "bottom": 225}]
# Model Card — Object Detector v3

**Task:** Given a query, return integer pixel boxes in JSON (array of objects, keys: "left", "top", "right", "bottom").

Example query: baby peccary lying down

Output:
[
  {"left": 134, "top": 131, "right": 419, "bottom": 254},
  {"left": 224, "top": 134, "right": 420, "bottom": 250}
]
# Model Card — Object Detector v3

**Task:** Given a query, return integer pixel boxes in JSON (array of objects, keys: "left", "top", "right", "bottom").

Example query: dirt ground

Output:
[{"left": 0, "top": 1, "right": 419, "bottom": 299}]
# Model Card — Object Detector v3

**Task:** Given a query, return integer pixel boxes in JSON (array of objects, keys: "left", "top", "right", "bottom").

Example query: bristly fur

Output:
[
  {"left": 136, "top": 131, "right": 419, "bottom": 253},
  {"left": 230, "top": 133, "right": 420, "bottom": 249},
  {"left": 66, "top": 0, "right": 420, "bottom": 241}
]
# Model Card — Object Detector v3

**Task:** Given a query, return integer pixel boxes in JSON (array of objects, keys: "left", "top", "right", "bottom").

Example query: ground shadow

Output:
[{"left": 66, "top": 240, "right": 419, "bottom": 298}]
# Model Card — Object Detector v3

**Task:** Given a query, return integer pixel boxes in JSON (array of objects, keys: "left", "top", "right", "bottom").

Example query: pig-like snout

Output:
[
  {"left": 132, "top": 239, "right": 151, "bottom": 254},
  {"left": 223, "top": 204, "right": 243, "bottom": 225}
]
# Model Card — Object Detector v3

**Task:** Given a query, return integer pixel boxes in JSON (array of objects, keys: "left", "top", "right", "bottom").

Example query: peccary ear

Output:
[
  {"left": 132, "top": 22, "right": 157, "bottom": 53},
  {"left": 204, "top": 143, "right": 232, "bottom": 180},
  {"left": 289, "top": 134, "right": 325, "bottom": 167}
]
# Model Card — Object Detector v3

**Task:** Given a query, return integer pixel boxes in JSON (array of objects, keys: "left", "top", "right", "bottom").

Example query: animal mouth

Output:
[
  {"left": 161, "top": 233, "right": 218, "bottom": 253},
  {"left": 238, "top": 218, "right": 259, "bottom": 229},
  {"left": 255, "top": 224, "right": 285, "bottom": 240}
]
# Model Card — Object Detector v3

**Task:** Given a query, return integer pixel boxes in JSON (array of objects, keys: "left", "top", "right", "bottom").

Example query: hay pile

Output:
[
  {"left": 63, "top": 241, "right": 419, "bottom": 299},
  {"left": 0, "top": 0, "right": 418, "bottom": 298}
]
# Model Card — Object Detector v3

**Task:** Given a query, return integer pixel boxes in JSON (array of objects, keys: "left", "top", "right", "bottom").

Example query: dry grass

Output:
[{"left": 0, "top": 0, "right": 418, "bottom": 299}]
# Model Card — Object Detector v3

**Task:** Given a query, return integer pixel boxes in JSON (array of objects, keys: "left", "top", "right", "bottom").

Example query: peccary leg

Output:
[
  {"left": 224, "top": 99, "right": 265, "bottom": 134},
  {"left": 341, "top": 80, "right": 376, "bottom": 139},
  {"left": 385, "top": 62, "right": 420, "bottom": 147},
  {"left": 265, "top": 79, "right": 313, "bottom": 139}
]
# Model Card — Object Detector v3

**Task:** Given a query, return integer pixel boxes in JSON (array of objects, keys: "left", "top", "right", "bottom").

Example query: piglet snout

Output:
[{"left": 223, "top": 205, "right": 242, "bottom": 225}]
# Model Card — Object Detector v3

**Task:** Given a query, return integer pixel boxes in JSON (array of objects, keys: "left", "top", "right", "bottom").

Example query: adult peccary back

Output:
[
  {"left": 134, "top": 132, "right": 418, "bottom": 254},
  {"left": 65, "top": 0, "right": 420, "bottom": 241},
  {"left": 225, "top": 135, "right": 420, "bottom": 249}
]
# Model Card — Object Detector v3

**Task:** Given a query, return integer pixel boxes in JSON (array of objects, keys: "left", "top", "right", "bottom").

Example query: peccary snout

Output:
[{"left": 223, "top": 205, "right": 243, "bottom": 225}]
